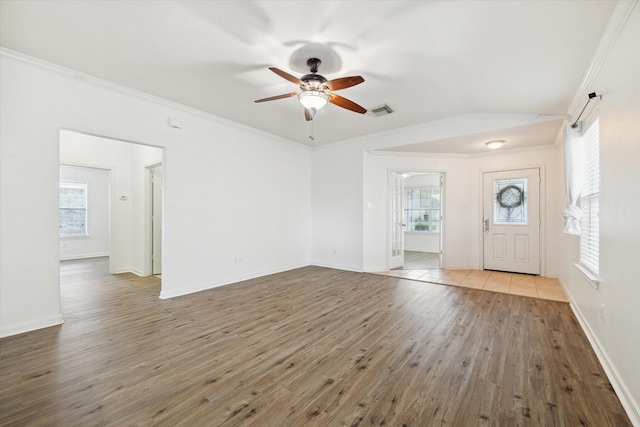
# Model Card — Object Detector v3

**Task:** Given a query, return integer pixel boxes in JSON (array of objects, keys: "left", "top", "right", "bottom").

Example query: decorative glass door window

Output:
[
  {"left": 493, "top": 178, "right": 528, "bottom": 225},
  {"left": 59, "top": 181, "right": 88, "bottom": 236},
  {"left": 391, "top": 175, "right": 403, "bottom": 257}
]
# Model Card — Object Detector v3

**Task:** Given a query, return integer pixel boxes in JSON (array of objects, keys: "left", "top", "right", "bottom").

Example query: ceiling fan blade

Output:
[
  {"left": 325, "top": 76, "right": 365, "bottom": 91},
  {"left": 328, "top": 94, "right": 367, "bottom": 114},
  {"left": 254, "top": 92, "right": 298, "bottom": 103},
  {"left": 269, "top": 67, "right": 303, "bottom": 85}
]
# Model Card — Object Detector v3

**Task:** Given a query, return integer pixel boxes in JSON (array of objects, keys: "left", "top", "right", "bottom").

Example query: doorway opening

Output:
[
  {"left": 59, "top": 129, "right": 165, "bottom": 293},
  {"left": 388, "top": 171, "right": 445, "bottom": 271}
]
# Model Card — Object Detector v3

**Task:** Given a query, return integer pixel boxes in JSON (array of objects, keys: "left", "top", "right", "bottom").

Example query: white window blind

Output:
[
  {"left": 579, "top": 118, "right": 599, "bottom": 276},
  {"left": 59, "top": 181, "right": 88, "bottom": 237}
]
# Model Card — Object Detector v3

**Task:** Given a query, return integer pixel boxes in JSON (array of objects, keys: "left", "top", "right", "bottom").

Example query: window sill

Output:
[
  {"left": 60, "top": 235, "right": 89, "bottom": 239},
  {"left": 405, "top": 231, "right": 440, "bottom": 234},
  {"left": 574, "top": 263, "right": 599, "bottom": 289}
]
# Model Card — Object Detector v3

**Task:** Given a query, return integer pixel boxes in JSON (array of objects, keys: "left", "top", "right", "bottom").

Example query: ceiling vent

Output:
[{"left": 368, "top": 104, "right": 394, "bottom": 117}]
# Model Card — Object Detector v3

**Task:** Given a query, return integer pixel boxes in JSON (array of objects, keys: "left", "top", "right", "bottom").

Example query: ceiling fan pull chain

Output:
[{"left": 309, "top": 119, "right": 315, "bottom": 141}]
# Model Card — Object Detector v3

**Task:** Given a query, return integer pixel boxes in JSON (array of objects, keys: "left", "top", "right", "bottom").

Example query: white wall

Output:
[
  {"left": 473, "top": 148, "right": 563, "bottom": 277},
  {"left": 404, "top": 233, "right": 440, "bottom": 253},
  {"left": 363, "top": 153, "right": 474, "bottom": 272},
  {"left": 311, "top": 142, "right": 365, "bottom": 271},
  {"left": 60, "top": 131, "right": 163, "bottom": 275},
  {"left": 360, "top": 147, "right": 562, "bottom": 273},
  {"left": 557, "top": 3, "right": 640, "bottom": 423},
  {"left": 0, "top": 52, "right": 311, "bottom": 337},
  {"left": 311, "top": 141, "right": 562, "bottom": 274},
  {"left": 59, "top": 165, "right": 110, "bottom": 260}
]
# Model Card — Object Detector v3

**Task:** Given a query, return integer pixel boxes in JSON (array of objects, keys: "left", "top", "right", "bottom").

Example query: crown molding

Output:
[
  {"left": 567, "top": 0, "right": 638, "bottom": 118},
  {"left": 368, "top": 141, "right": 559, "bottom": 159},
  {"left": 0, "top": 48, "right": 308, "bottom": 151}
]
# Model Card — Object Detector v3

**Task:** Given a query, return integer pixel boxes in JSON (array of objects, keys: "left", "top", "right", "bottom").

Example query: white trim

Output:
[
  {"left": 315, "top": 112, "right": 565, "bottom": 152},
  {"left": 567, "top": 298, "right": 640, "bottom": 426},
  {"left": 0, "top": 48, "right": 307, "bottom": 150},
  {"left": 144, "top": 162, "right": 163, "bottom": 277},
  {"left": 59, "top": 252, "right": 109, "bottom": 261},
  {"left": 0, "top": 315, "right": 64, "bottom": 339},
  {"left": 567, "top": 0, "right": 639, "bottom": 119},
  {"left": 310, "top": 263, "right": 364, "bottom": 274},
  {"left": 369, "top": 142, "right": 560, "bottom": 158},
  {"left": 159, "top": 263, "right": 312, "bottom": 299},
  {"left": 574, "top": 263, "right": 600, "bottom": 289}
]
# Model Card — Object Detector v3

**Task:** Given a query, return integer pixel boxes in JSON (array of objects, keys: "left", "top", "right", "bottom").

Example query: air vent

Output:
[{"left": 368, "top": 104, "right": 394, "bottom": 117}]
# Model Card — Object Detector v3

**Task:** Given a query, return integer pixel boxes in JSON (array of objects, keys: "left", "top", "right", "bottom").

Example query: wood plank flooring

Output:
[{"left": 0, "top": 258, "right": 631, "bottom": 426}]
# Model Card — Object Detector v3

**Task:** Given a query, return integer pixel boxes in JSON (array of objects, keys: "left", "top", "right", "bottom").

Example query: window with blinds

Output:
[
  {"left": 59, "top": 181, "right": 88, "bottom": 237},
  {"left": 579, "top": 117, "right": 599, "bottom": 276},
  {"left": 403, "top": 186, "right": 441, "bottom": 233}
]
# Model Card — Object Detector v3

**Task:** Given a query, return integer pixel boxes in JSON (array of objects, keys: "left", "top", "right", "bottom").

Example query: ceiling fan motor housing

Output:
[
  {"left": 301, "top": 74, "right": 328, "bottom": 90},
  {"left": 301, "top": 58, "right": 328, "bottom": 90}
]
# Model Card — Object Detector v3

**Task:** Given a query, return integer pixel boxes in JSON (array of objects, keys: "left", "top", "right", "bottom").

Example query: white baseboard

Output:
[
  {"left": 112, "top": 267, "right": 145, "bottom": 276},
  {"left": 159, "top": 263, "right": 310, "bottom": 299},
  {"left": 562, "top": 280, "right": 640, "bottom": 426},
  {"left": 311, "top": 262, "right": 363, "bottom": 273},
  {"left": 129, "top": 268, "right": 145, "bottom": 277},
  {"left": 0, "top": 315, "right": 64, "bottom": 338},
  {"left": 59, "top": 252, "right": 109, "bottom": 261}
]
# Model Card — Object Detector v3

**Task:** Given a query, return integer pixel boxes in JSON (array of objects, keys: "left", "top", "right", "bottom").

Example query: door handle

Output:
[{"left": 483, "top": 218, "right": 490, "bottom": 232}]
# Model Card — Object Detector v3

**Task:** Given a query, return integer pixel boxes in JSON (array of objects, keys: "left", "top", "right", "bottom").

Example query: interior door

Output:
[
  {"left": 483, "top": 168, "right": 540, "bottom": 274},
  {"left": 389, "top": 172, "right": 405, "bottom": 269},
  {"left": 151, "top": 165, "right": 163, "bottom": 275}
]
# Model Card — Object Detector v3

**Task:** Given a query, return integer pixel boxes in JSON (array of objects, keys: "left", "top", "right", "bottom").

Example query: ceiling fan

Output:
[{"left": 254, "top": 58, "right": 366, "bottom": 121}]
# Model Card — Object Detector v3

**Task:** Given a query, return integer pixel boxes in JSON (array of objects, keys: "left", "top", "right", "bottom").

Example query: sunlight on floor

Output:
[{"left": 374, "top": 268, "right": 569, "bottom": 302}]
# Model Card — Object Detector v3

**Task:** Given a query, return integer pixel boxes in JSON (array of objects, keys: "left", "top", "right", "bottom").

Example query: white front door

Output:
[
  {"left": 389, "top": 172, "right": 405, "bottom": 269},
  {"left": 483, "top": 168, "right": 540, "bottom": 274}
]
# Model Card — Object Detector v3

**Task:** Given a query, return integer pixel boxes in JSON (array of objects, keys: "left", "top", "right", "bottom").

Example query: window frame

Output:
[{"left": 403, "top": 186, "right": 441, "bottom": 233}]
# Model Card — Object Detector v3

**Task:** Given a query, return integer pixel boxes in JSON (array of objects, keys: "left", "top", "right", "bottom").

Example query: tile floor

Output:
[{"left": 375, "top": 268, "right": 569, "bottom": 302}]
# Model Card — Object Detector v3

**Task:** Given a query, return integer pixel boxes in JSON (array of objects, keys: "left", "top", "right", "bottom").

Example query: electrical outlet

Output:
[{"left": 600, "top": 303, "right": 605, "bottom": 322}]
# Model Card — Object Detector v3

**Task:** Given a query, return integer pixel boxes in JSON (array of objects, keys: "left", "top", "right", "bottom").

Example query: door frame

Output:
[
  {"left": 387, "top": 169, "right": 446, "bottom": 270},
  {"left": 478, "top": 164, "right": 546, "bottom": 276},
  {"left": 145, "top": 162, "right": 163, "bottom": 277},
  {"left": 387, "top": 171, "right": 405, "bottom": 269}
]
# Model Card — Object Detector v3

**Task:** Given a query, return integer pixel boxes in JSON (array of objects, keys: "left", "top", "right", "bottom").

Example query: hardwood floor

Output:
[{"left": 0, "top": 258, "right": 631, "bottom": 426}]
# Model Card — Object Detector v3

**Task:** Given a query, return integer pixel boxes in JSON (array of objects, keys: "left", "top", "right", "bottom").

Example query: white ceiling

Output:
[{"left": 0, "top": 1, "right": 616, "bottom": 152}]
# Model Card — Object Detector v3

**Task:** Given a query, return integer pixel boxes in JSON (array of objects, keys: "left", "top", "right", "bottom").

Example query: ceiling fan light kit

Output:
[
  {"left": 485, "top": 140, "right": 505, "bottom": 150},
  {"left": 298, "top": 90, "right": 328, "bottom": 110},
  {"left": 255, "top": 57, "right": 366, "bottom": 122}
]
